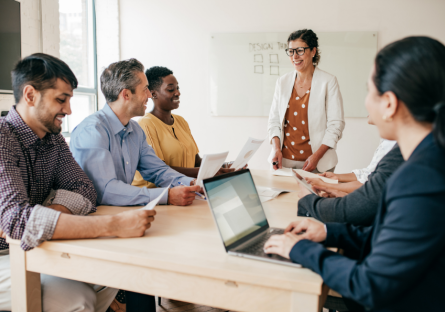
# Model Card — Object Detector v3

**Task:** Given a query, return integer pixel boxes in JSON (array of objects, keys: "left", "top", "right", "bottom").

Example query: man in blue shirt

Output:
[{"left": 71, "top": 59, "right": 200, "bottom": 207}]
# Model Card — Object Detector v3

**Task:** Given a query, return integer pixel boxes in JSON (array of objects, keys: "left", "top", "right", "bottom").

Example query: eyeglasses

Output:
[{"left": 285, "top": 47, "right": 311, "bottom": 56}]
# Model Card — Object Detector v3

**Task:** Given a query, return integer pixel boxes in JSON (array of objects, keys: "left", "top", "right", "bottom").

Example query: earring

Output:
[{"left": 382, "top": 115, "right": 393, "bottom": 121}]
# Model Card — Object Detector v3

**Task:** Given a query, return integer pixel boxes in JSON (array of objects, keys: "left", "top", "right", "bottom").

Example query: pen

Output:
[
  {"left": 177, "top": 182, "right": 206, "bottom": 200},
  {"left": 272, "top": 161, "right": 278, "bottom": 166}
]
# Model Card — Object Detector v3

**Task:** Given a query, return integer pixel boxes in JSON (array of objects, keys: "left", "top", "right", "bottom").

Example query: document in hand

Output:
[
  {"left": 294, "top": 169, "right": 338, "bottom": 184},
  {"left": 139, "top": 187, "right": 169, "bottom": 210},
  {"left": 196, "top": 151, "right": 229, "bottom": 187},
  {"left": 292, "top": 170, "right": 319, "bottom": 196},
  {"left": 231, "top": 137, "right": 265, "bottom": 170}
]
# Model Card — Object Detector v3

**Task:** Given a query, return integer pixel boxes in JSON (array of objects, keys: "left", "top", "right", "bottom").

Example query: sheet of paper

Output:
[
  {"left": 271, "top": 168, "right": 294, "bottom": 177},
  {"left": 256, "top": 186, "right": 294, "bottom": 203},
  {"left": 231, "top": 137, "right": 265, "bottom": 170},
  {"left": 139, "top": 187, "right": 169, "bottom": 210},
  {"left": 196, "top": 151, "right": 229, "bottom": 187},
  {"left": 294, "top": 169, "right": 338, "bottom": 184}
]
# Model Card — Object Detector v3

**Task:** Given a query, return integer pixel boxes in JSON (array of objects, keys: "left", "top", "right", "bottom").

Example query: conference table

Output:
[{"left": 8, "top": 169, "right": 329, "bottom": 312}]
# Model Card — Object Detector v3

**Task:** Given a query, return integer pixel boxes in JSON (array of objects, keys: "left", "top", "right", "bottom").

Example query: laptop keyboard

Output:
[{"left": 238, "top": 228, "right": 284, "bottom": 255}]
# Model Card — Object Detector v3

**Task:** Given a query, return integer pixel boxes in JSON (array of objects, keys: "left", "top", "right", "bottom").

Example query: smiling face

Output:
[
  {"left": 152, "top": 74, "right": 181, "bottom": 112},
  {"left": 127, "top": 71, "right": 152, "bottom": 117},
  {"left": 288, "top": 39, "right": 316, "bottom": 73},
  {"left": 33, "top": 78, "right": 73, "bottom": 135}
]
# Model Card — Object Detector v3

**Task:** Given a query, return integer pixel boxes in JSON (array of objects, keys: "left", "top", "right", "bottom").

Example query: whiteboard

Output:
[{"left": 209, "top": 32, "right": 377, "bottom": 117}]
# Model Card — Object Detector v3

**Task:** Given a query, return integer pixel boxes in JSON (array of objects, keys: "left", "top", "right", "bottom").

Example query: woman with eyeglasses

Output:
[
  {"left": 268, "top": 29, "right": 345, "bottom": 173},
  {"left": 265, "top": 36, "right": 445, "bottom": 311}
]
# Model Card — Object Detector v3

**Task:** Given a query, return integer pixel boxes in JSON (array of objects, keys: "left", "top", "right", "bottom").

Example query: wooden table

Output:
[{"left": 8, "top": 170, "right": 328, "bottom": 312}]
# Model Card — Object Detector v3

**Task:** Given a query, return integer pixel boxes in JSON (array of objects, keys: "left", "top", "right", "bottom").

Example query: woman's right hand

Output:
[
  {"left": 271, "top": 149, "right": 283, "bottom": 170},
  {"left": 319, "top": 172, "right": 338, "bottom": 180}
]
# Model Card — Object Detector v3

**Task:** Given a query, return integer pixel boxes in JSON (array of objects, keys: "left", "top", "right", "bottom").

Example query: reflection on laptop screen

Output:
[{"left": 205, "top": 171, "right": 268, "bottom": 247}]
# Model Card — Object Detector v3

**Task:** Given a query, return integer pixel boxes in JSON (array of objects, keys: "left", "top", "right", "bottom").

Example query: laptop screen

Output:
[{"left": 204, "top": 170, "right": 268, "bottom": 247}]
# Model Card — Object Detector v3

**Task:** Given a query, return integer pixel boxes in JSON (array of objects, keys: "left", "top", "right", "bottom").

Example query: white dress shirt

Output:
[{"left": 352, "top": 139, "right": 397, "bottom": 183}]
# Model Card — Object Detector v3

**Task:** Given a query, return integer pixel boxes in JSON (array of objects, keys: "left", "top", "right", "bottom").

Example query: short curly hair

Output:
[
  {"left": 145, "top": 66, "right": 173, "bottom": 92},
  {"left": 287, "top": 29, "right": 320, "bottom": 66}
]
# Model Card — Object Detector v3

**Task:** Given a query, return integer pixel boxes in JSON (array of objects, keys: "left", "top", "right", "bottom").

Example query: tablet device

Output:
[{"left": 292, "top": 170, "right": 319, "bottom": 196}]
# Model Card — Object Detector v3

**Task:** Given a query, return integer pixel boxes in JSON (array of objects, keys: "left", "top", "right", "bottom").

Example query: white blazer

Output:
[{"left": 267, "top": 67, "right": 345, "bottom": 172}]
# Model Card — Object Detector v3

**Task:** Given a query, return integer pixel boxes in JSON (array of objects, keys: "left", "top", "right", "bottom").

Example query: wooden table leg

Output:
[
  {"left": 291, "top": 284, "right": 329, "bottom": 312},
  {"left": 9, "top": 243, "right": 42, "bottom": 312}
]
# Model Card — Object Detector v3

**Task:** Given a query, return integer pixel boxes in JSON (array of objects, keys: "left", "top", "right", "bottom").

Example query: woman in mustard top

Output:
[{"left": 133, "top": 66, "right": 233, "bottom": 188}]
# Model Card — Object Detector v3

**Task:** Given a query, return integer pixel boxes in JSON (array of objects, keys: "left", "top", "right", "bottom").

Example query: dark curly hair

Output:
[
  {"left": 145, "top": 66, "right": 173, "bottom": 92},
  {"left": 287, "top": 29, "right": 320, "bottom": 66}
]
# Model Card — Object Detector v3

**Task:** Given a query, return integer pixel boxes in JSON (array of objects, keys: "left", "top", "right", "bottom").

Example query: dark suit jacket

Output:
[
  {"left": 289, "top": 133, "right": 445, "bottom": 311},
  {"left": 298, "top": 145, "right": 404, "bottom": 225}
]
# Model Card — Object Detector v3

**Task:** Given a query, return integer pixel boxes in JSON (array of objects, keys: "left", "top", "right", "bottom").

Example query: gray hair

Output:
[{"left": 100, "top": 58, "right": 145, "bottom": 103}]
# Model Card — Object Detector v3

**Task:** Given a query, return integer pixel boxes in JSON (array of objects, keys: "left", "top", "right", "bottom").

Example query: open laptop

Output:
[{"left": 202, "top": 169, "right": 301, "bottom": 268}]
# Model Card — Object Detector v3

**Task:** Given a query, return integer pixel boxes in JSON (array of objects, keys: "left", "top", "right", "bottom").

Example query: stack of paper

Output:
[
  {"left": 272, "top": 168, "right": 338, "bottom": 184},
  {"left": 256, "top": 186, "right": 294, "bottom": 203},
  {"left": 271, "top": 168, "right": 294, "bottom": 177}
]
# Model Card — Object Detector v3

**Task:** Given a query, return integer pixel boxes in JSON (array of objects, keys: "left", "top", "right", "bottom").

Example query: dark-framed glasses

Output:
[{"left": 285, "top": 47, "right": 311, "bottom": 56}]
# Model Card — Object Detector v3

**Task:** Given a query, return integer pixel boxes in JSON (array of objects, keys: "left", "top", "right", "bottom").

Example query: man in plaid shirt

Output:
[{"left": 0, "top": 53, "right": 156, "bottom": 311}]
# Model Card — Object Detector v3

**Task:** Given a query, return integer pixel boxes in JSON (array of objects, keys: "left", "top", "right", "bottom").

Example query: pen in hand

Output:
[{"left": 177, "top": 182, "right": 206, "bottom": 200}]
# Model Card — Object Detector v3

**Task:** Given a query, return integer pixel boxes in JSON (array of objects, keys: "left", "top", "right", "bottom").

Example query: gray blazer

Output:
[{"left": 297, "top": 144, "right": 404, "bottom": 226}]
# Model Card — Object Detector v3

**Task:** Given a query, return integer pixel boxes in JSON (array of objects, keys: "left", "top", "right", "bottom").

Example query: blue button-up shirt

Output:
[{"left": 70, "top": 104, "right": 193, "bottom": 206}]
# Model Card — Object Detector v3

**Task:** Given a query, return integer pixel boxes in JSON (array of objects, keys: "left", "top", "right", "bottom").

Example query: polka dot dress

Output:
[{"left": 282, "top": 87, "right": 312, "bottom": 161}]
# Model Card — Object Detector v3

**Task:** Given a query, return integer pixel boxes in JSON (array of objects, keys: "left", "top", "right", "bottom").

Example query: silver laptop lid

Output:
[{"left": 203, "top": 169, "right": 269, "bottom": 251}]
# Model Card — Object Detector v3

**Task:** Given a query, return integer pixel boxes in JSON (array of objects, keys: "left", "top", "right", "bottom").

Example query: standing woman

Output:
[
  {"left": 268, "top": 29, "right": 345, "bottom": 172},
  {"left": 264, "top": 36, "right": 445, "bottom": 311}
]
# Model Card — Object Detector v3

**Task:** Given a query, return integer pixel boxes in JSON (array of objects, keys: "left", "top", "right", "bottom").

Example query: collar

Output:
[
  {"left": 103, "top": 104, "right": 133, "bottom": 135},
  {"left": 5, "top": 106, "right": 56, "bottom": 148},
  {"left": 408, "top": 132, "right": 434, "bottom": 161}
]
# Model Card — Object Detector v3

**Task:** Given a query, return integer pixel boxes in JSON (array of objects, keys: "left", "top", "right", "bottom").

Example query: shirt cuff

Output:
[
  {"left": 147, "top": 187, "right": 170, "bottom": 205},
  {"left": 321, "top": 136, "right": 337, "bottom": 149},
  {"left": 289, "top": 239, "right": 320, "bottom": 264},
  {"left": 21, "top": 205, "right": 61, "bottom": 251},
  {"left": 324, "top": 222, "right": 345, "bottom": 247},
  {"left": 51, "top": 189, "right": 95, "bottom": 215}
]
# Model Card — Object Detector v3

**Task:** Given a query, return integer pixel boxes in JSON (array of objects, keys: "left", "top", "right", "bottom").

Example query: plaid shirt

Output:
[{"left": 0, "top": 107, "right": 97, "bottom": 251}]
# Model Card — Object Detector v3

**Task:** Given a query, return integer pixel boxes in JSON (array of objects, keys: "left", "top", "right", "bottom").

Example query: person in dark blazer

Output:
[
  {"left": 264, "top": 36, "right": 445, "bottom": 312},
  {"left": 297, "top": 144, "right": 404, "bottom": 225}
]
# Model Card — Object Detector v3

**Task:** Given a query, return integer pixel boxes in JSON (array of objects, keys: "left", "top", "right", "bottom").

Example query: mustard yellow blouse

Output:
[{"left": 132, "top": 113, "right": 199, "bottom": 188}]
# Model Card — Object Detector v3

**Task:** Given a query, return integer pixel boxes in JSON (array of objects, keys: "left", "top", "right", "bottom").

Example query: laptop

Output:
[{"left": 202, "top": 169, "right": 301, "bottom": 268}]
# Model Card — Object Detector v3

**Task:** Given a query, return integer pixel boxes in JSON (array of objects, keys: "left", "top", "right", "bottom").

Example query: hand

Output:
[
  {"left": 263, "top": 233, "right": 300, "bottom": 259},
  {"left": 285, "top": 218, "right": 327, "bottom": 242},
  {"left": 0, "top": 230, "right": 6, "bottom": 239},
  {"left": 297, "top": 186, "right": 312, "bottom": 199},
  {"left": 110, "top": 209, "right": 156, "bottom": 238},
  {"left": 215, "top": 167, "right": 235, "bottom": 176},
  {"left": 48, "top": 204, "right": 73, "bottom": 214},
  {"left": 319, "top": 172, "right": 338, "bottom": 180},
  {"left": 168, "top": 185, "right": 201, "bottom": 206},
  {"left": 313, "top": 185, "right": 347, "bottom": 198},
  {"left": 271, "top": 149, "right": 283, "bottom": 170},
  {"left": 302, "top": 154, "right": 321, "bottom": 172},
  {"left": 304, "top": 177, "right": 327, "bottom": 189}
]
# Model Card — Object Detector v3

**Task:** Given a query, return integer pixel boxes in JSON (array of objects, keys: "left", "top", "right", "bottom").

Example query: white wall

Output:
[
  {"left": 119, "top": 0, "right": 445, "bottom": 172},
  {"left": 0, "top": 0, "right": 59, "bottom": 112}
]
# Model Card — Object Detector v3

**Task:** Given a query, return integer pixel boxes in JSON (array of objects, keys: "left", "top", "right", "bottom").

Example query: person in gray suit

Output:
[{"left": 297, "top": 144, "right": 404, "bottom": 226}]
